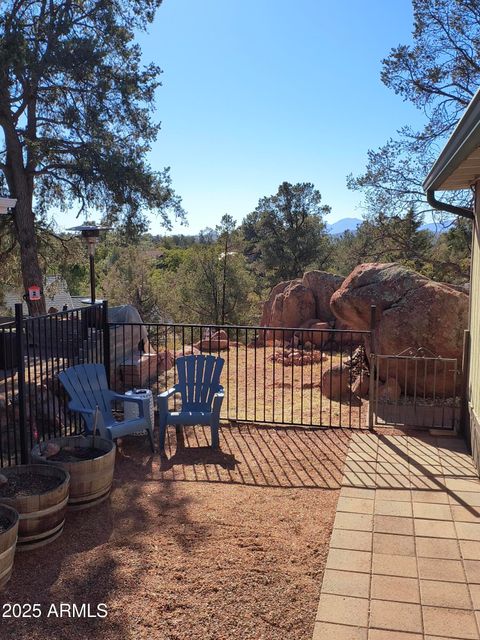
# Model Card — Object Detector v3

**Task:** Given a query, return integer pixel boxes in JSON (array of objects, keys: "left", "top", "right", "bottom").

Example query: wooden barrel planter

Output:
[
  {"left": 0, "top": 505, "right": 19, "bottom": 588},
  {"left": 32, "top": 436, "right": 116, "bottom": 511},
  {"left": 0, "top": 465, "right": 69, "bottom": 551}
]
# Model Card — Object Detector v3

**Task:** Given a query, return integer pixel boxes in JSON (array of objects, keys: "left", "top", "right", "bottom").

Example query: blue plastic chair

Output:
[
  {"left": 59, "top": 363, "right": 155, "bottom": 451},
  {"left": 158, "top": 354, "right": 225, "bottom": 450}
]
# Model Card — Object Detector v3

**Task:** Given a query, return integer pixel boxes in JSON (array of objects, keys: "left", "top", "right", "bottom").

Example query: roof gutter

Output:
[{"left": 426, "top": 189, "right": 474, "bottom": 220}]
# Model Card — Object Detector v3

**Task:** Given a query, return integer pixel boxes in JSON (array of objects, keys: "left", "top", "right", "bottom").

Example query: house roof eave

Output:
[{"left": 423, "top": 87, "right": 480, "bottom": 192}]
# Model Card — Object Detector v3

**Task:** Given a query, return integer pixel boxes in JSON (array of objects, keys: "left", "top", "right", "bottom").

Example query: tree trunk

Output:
[
  {"left": 1, "top": 108, "right": 46, "bottom": 316},
  {"left": 13, "top": 193, "right": 46, "bottom": 317}
]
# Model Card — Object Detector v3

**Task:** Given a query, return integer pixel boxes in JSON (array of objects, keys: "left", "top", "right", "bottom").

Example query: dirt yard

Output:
[{"left": 1, "top": 424, "right": 350, "bottom": 640}]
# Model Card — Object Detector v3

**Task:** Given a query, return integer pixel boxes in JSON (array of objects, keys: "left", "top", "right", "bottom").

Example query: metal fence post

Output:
[
  {"left": 102, "top": 300, "right": 111, "bottom": 384},
  {"left": 14, "top": 303, "right": 29, "bottom": 463},
  {"left": 368, "top": 305, "right": 377, "bottom": 431}
]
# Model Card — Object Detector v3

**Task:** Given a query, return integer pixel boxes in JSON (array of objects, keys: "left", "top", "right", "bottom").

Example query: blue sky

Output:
[{"left": 59, "top": 0, "right": 427, "bottom": 235}]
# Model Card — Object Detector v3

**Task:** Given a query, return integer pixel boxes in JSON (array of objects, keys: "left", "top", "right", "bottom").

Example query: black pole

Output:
[
  {"left": 368, "top": 304, "right": 377, "bottom": 430},
  {"left": 14, "top": 303, "right": 29, "bottom": 463},
  {"left": 89, "top": 253, "right": 95, "bottom": 304},
  {"left": 102, "top": 300, "right": 111, "bottom": 384},
  {"left": 370, "top": 304, "right": 377, "bottom": 353},
  {"left": 221, "top": 231, "right": 228, "bottom": 325}
]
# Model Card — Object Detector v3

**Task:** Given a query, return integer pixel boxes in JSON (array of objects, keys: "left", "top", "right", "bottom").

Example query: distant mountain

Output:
[
  {"left": 327, "top": 218, "right": 445, "bottom": 236},
  {"left": 327, "top": 218, "right": 362, "bottom": 235},
  {"left": 420, "top": 222, "right": 442, "bottom": 234}
]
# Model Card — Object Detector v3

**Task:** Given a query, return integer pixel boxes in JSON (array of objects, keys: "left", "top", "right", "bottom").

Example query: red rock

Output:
[
  {"left": 351, "top": 374, "right": 370, "bottom": 399},
  {"left": 301, "top": 271, "right": 344, "bottom": 321},
  {"left": 321, "top": 363, "right": 350, "bottom": 400},
  {"left": 377, "top": 377, "right": 402, "bottom": 402},
  {"left": 158, "top": 349, "right": 175, "bottom": 373},
  {"left": 297, "top": 320, "right": 331, "bottom": 347},
  {"left": 260, "top": 281, "right": 292, "bottom": 327},
  {"left": 175, "top": 346, "right": 201, "bottom": 359},
  {"left": 194, "top": 330, "right": 231, "bottom": 351},
  {"left": 330, "top": 263, "right": 469, "bottom": 395},
  {"left": 261, "top": 282, "right": 315, "bottom": 344},
  {"left": 259, "top": 271, "right": 345, "bottom": 344}
]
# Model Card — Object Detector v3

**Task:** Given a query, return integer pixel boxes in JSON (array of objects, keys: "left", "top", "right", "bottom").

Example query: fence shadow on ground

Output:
[{"left": 116, "top": 423, "right": 351, "bottom": 490}]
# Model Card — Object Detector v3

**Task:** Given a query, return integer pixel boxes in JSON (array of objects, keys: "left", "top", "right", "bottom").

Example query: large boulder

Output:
[
  {"left": 260, "top": 281, "right": 292, "bottom": 326},
  {"left": 259, "top": 271, "right": 344, "bottom": 344},
  {"left": 194, "top": 329, "right": 230, "bottom": 352},
  {"left": 301, "top": 271, "right": 344, "bottom": 322},
  {"left": 262, "top": 281, "right": 316, "bottom": 343},
  {"left": 321, "top": 363, "right": 350, "bottom": 400},
  {"left": 330, "top": 263, "right": 469, "bottom": 395},
  {"left": 272, "top": 282, "right": 315, "bottom": 329},
  {"left": 297, "top": 320, "right": 331, "bottom": 347}
]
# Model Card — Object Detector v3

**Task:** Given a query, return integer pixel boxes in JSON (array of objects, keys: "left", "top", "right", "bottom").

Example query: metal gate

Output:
[
  {"left": 371, "top": 348, "right": 461, "bottom": 431},
  {"left": 109, "top": 322, "right": 372, "bottom": 429}
]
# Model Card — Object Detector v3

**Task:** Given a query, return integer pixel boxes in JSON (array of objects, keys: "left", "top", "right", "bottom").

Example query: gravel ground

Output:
[{"left": 1, "top": 424, "right": 351, "bottom": 640}]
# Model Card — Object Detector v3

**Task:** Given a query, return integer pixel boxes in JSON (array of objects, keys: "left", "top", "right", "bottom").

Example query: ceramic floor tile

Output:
[
  {"left": 460, "top": 540, "right": 480, "bottom": 560},
  {"left": 373, "top": 532, "right": 415, "bottom": 557},
  {"left": 420, "top": 579, "right": 471, "bottom": 609},
  {"left": 451, "top": 505, "right": 480, "bottom": 523},
  {"left": 411, "top": 489, "right": 449, "bottom": 504},
  {"left": 417, "top": 557, "right": 466, "bottom": 582},
  {"left": 456, "top": 522, "right": 480, "bottom": 541},
  {"left": 337, "top": 497, "right": 375, "bottom": 515},
  {"left": 326, "top": 549, "right": 372, "bottom": 573},
  {"left": 416, "top": 536, "right": 461, "bottom": 559},
  {"left": 316, "top": 593, "right": 369, "bottom": 627},
  {"left": 376, "top": 500, "right": 413, "bottom": 518},
  {"left": 313, "top": 622, "right": 367, "bottom": 640},
  {"left": 369, "top": 600, "right": 422, "bottom": 633},
  {"left": 412, "top": 502, "right": 453, "bottom": 520},
  {"left": 330, "top": 529, "right": 372, "bottom": 552},
  {"left": 368, "top": 630, "right": 422, "bottom": 640},
  {"left": 414, "top": 518, "right": 457, "bottom": 539},
  {"left": 333, "top": 512, "right": 374, "bottom": 532},
  {"left": 422, "top": 605, "right": 479, "bottom": 639},
  {"left": 340, "top": 487, "right": 376, "bottom": 500},
  {"left": 372, "top": 553, "right": 418, "bottom": 578},
  {"left": 371, "top": 574, "right": 420, "bottom": 604},
  {"left": 321, "top": 570, "right": 371, "bottom": 599},
  {"left": 374, "top": 515, "right": 414, "bottom": 536}
]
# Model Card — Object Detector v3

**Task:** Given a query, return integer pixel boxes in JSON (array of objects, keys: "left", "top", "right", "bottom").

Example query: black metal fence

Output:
[
  {"left": 0, "top": 299, "right": 463, "bottom": 468},
  {"left": 0, "top": 304, "right": 372, "bottom": 466},
  {"left": 0, "top": 302, "right": 106, "bottom": 467},
  {"left": 372, "top": 351, "right": 461, "bottom": 430},
  {"left": 107, "top": 322, "right": 372, "bottom": 429}
]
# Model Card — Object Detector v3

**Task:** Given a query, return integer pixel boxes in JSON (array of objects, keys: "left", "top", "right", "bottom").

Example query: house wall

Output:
[
  {"left": 469, "top": 183, "right": 480, "bottom": 469},
  {"left": 1, "top": 275, "right": 74, "bottom": 316}
]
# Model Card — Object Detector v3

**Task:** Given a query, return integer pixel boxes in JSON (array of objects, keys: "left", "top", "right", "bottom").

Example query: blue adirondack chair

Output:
[
  {"left": 58, "top": 363, "right": 155, "bottom": 451},
  {"left": 158, "top": 354, "right": 225, "bottom": 450}
]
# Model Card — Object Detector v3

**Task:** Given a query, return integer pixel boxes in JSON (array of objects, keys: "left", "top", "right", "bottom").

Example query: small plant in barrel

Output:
[{"left": 32, "top": 407, "right": 116, "bottom": 510}]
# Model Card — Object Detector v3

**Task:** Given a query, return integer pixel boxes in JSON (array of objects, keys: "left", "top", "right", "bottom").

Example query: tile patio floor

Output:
[{"left": 313, "top": 432, "right": 480, "bottom": 640}]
